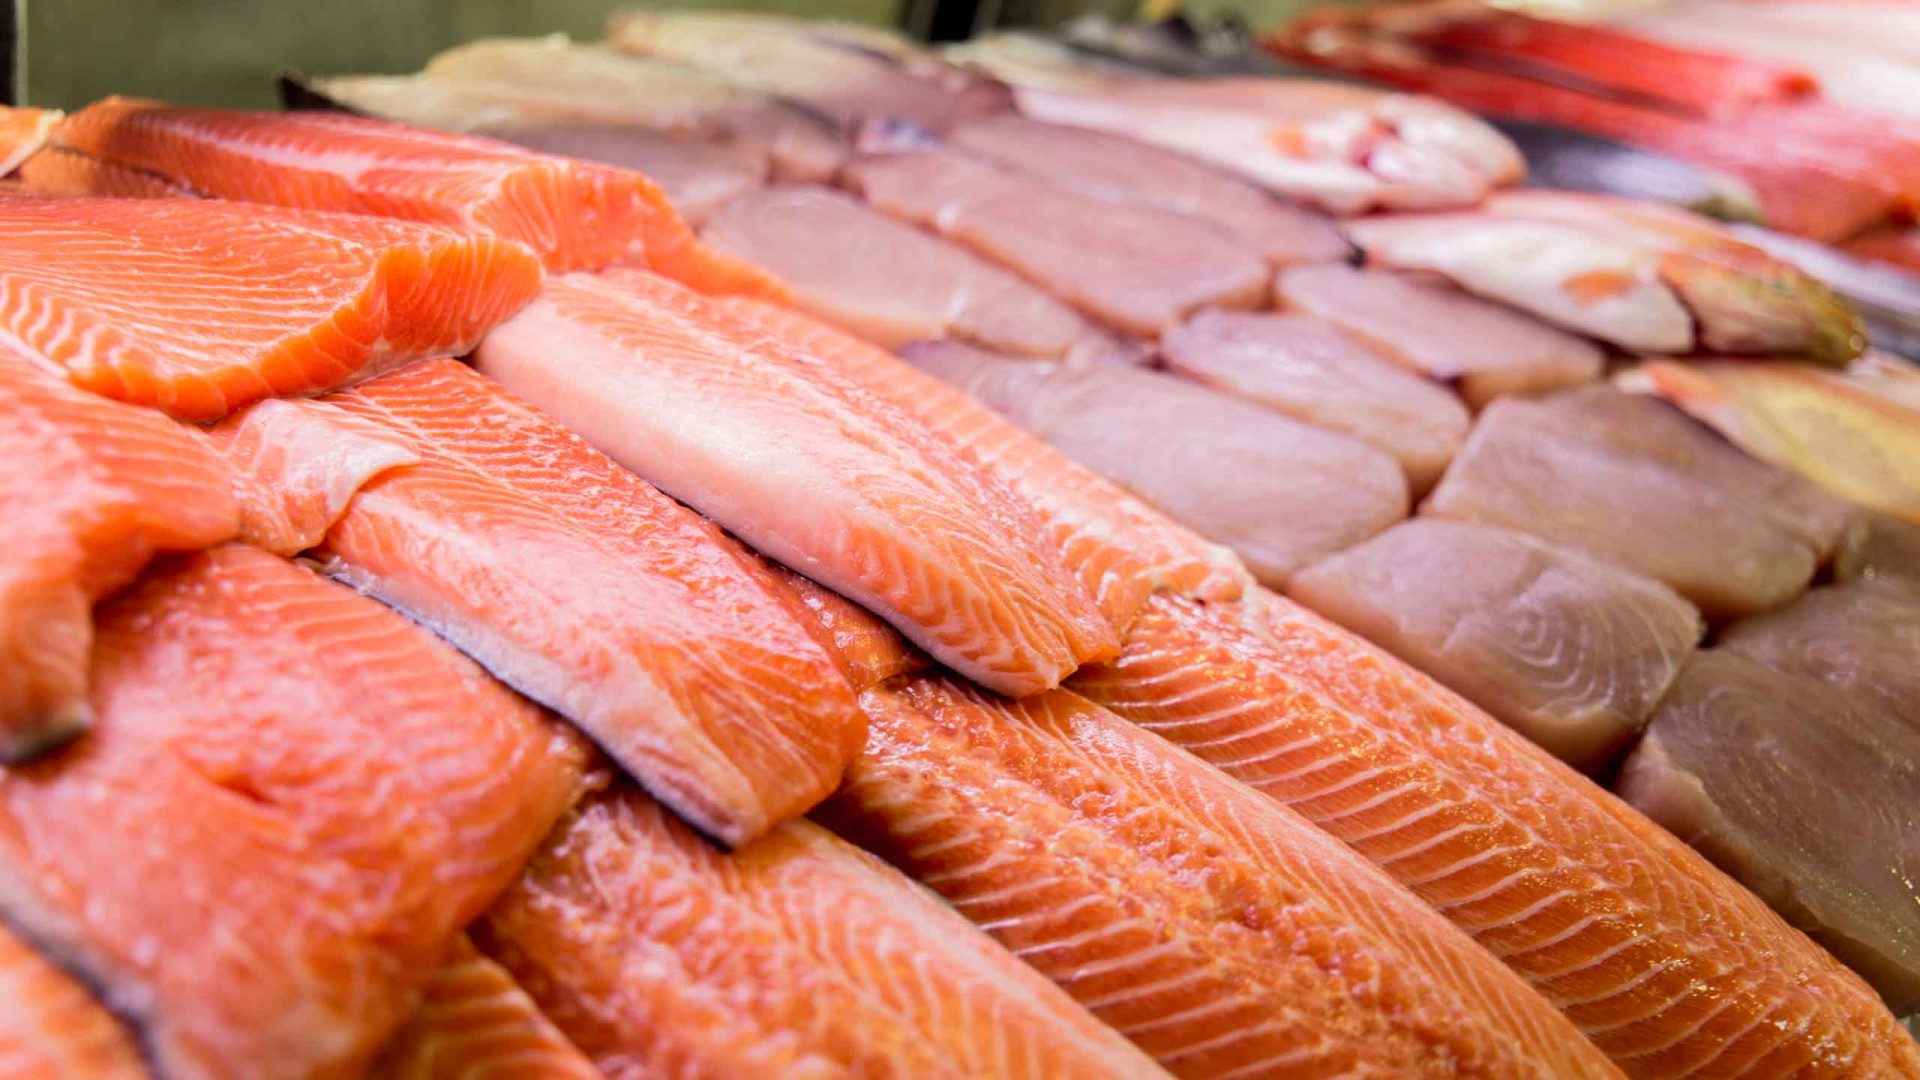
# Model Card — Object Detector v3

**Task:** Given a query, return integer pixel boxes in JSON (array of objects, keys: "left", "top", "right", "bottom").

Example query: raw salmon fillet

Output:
[
  {"left": 367, "top": 935, "right": 602, "bottom": 1080},
  {"left": 702, "top": 296, "right": 1248, "bottom": 629},
  {"left": 0, "top": 545, "right": 587, "bottom": 1079},
  {"left": 822, "top": 677, "right": 1621, "bottom": 1079},
  {"left": 1070, "top": 589, "right": 1920, "bottom": 1077},
  {"left": 0, "top": 193, "right": 543, "bottom": 420},
  {"left": 0, "top": 924, "right": 144, "bottom": 1079},
  {"left": 0, "top": 343, "right": 237, "bottom": 761},
  {"left": 0, "top": 107, "right": 60, "bottom": 173},
  {"left": 474, "top": 776, "right": 1168, "bottom": 1079},
  {"left": 215, "top": 358, "right": 865, "bottom": 848},
  {"left": 15, "top": 145, "right": 198, "bottom": 198},
  {"left": 473, "top": 269, "right": 1115, "bottom": 696},
  {"left": 55, "top": 97, "right": 775, "bottom": 294}
]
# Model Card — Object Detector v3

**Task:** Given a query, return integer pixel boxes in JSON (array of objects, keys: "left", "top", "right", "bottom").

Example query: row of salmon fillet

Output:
[{"left": 0, "top": 19, "right": 1913, "bottom": 1080}]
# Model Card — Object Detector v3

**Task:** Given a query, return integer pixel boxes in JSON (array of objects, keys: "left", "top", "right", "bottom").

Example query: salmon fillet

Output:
[
  {"left": 15, "top": 145, "right": 195, "bottom": 198},
  {"left": 822, "top": 677, "right": 1620, "bottom": 1079},
  {"left": 367, "top": 935, "right": 602, "bottom": 1080},
  {"left": 474, "top": 776, "right": 1169, "bottom": 1079},
  {"left": 0, "top": 545, "right": 587, "bottom": 1079},
  {"left": 55, "top": 97, "right": 777, "bottom": 295},
  {"left": 0, "top": 107, "right": 61, "bottom": 174},
  {"left": 215, "top": 359, "right": 867, "bottom": 847},
  {"left": 1070, "top": 589, "right": 1920, "bottom": 1077},
  {"left": 0, "top": 924, "right": 145, "bottom": 1079},
  {"left": 702, "top": 296, "right": 1248, "bottom": 629},
  {"left": 0, "top": 344, "right": 238, "bottom": 761},
  {"left": 0, "top": 194, "right": 543, "bottom": 420},
  {"left": 473, "top": 269, "right": 1116, "bottom": 696}
]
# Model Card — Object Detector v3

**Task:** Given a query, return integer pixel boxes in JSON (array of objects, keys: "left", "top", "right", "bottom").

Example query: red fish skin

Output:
[
  {"left": 1070, "top": 589, "right": 1920, "bottom": 1078},
  {"left": 0, "top": 545, "right": 588, "bottom": 1080}
]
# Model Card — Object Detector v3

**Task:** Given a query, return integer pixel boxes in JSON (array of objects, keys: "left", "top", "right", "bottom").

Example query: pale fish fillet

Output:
[
  {"left": 54, "top": 97, "right": 775, "bottom": 295},
  {"left": 1069, "top": 588, "right": 1920, "bottom": 1077},
  {"left": 214, "top": 359, "right": 865, "bottom": 848},
  {"left": 821, "top": 676, "right": 1621, "bottom": 1078},
  {"left": 1717, "top": 578, "right": 1920, "bottom": 739},
  {"left": 474, "top": 776, "right": 1170, "bottom": 1079},
  {"left": 366, "top": 935, "right": 602, "bottom": 1080},
  {"left": 1619, "top": 648, "right": 1920, "bottom": 1014},
  {"left": 1289, "top": 519, "right": 1702, "bottom": 771},
  {"left": 1275, "top": 263, "right": 1602, "bottom": 407},
  {"left": 0, "top": 193, "right": 543, "bottom": 420},
  {"left": 701, "top": 185, "right": 1104, "bottom": 359},
  {"left": 0, "top": 545, "right": 587, "bottom": 1079},
  {"left": 703, "top": 295, "right": 1249, "bottom": 631},
  {"left": 484, "top": 126, "right": 769, "bottom": 226},
  {"left": 473, "top": 269, "right": 1115, "bottom": 696},
  {"left": 0, "top": 342, "right": 238, "bottom": 761},
  {"left": 0, "top": 924, "right": 145, "bottom": 1079},
  {"left": 1627, "top": 359, "right": 1920, "bottom": 525},
  {"left": 1837, "top": 510, "right": 1920, "bottom": 587},
  {"left": 1160, "top": 308, "right": 1471, "bottom": 493},
  {"left": 845, "top": 145, "right": 1270, "bottom": 337},
  {"left": 1344, "top": 213, "right": 1696, "bottom": 353}
]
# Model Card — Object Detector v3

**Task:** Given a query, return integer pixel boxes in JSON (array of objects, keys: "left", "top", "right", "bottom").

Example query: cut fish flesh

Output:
[
  {"left": 608, "top": 10, "right": 1013, "bottom": 133},
  {"left": 1425, "top": 393, "right": 1822, "bottom": 619},
  {"left": 367, "top": 935, "right": 602, "bottom": 1080},
  {"left": 0, "top": 924, "right": 144, "bottom": 1079},
  {"left": 55, "top": 97, "right": 774, "bottom": 294},
  {"left": 1275, "top": 263, "right": 1603, "bottom": 407},
  {"left": 474, "top": 269, "right": 1115, "bottom": 695},
  {"left": 702, "top": 185, "right": 1104, "bottom": 358},
  {"left": 823, "top": 677, "right": 1623, "bottom": 1078},
  {"left": 1069, "top": 588, "right": 1920, "bottom": 1077},
  {"left": 0, "top": 193, "right": 543, "bottom": 420},
  {"left": 1619, "top": 648, "right": 1920, "bottom": 1013},
  {"left": 1627, "top": 359, "right": 1920, "bottom": 525},
  {"left": 764, "top": 565, "right": 928, "bottom": 691},
  {"left": 1717, "top": 578, "right": 1920, "bottom": 734},
  {"left": 947, "top": 113, "right": 1348, "bottom": 268},
  {"left": 708, "top": 297, "right": 1248, "bottom": 627},
  {"left": 845, "top": 145, "right": 1270, "bottom": 337},
  {"left": 484, "top": 125, "right": 768, "bottom": 225},
  {"left": 0, "top": 343, "right": 238, "bottom": 761},
  {"left": 1160, "top": 308, "right": 1471, "bottom": 492},
  {"left": 15, "top": 145, "right": 197, "bottom": 198},
  {"left": 908, "top": 340, "right": 1407, "bottom": 587},
  {"left": 1838, "top": 511, "right": 1920, "bottom": 587},
  {"left": 214, "top": 359, "right": 866, "bottom": 847},
  {"left": 1289, "top": 519, "right": 1702, "bottom": 770},
  {"left": 1344, "top": 212, "right": 1695, "bottom": 353},
  {"left": 1481, "top": 191, "right": 1864, "bottom": 364},
  {"left": 0, "top": 107, "right": 60, "bottom": 174},
  {"left": 0, "top": 545, "right": 587, "bottom": 1079},
  {"left": 475, "top": 777, "right": 1169, "bottom": 1079}
]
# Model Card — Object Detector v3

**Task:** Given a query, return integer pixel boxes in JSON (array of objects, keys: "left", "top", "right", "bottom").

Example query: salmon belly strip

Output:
[
  {"left": 0, "top": 194, "right": 543, "bottom": 420},
  {"left": 473, "top": 269, "right": 1115, "bottom": 696},
  {"left": 822, "top": 677, "right": 1620, "bottom": 1079},
  {"left": 0, "top": 344, "right": 237, "bottom": 761},
  {"left": 0, "top": 545, "right": 586, "bottom": 1079},
  {"left": 214, "top": 358, "right": 865, "bottom": 848},
  {"left": 0, "top": 106, "right": 59, "bottom": 173},
  {"left": 15, "top": 145, "right": 195, "bottom": 198},
  {"left": 474, "top": 776, "right": 1169, "bottom": 1079},
  {"left": 1070, "top": 590, "right": 1920, "bottom": 1078},
  {"left": 367, "top": 935, "right": 602, "bottom": 1080},
  {"left": 0, "top": 923, "right": 145, "bottom": 1079},
  {"left": 54, "top": 97, "right": 778, "bottom": 295},
  {"left": 703, "top": 297, "right": 1249, "bottom": 631}
]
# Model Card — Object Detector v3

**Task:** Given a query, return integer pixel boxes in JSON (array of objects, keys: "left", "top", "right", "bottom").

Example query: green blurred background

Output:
[{"left": 21, "top": 0, "right": 1319, "bottom": 108}]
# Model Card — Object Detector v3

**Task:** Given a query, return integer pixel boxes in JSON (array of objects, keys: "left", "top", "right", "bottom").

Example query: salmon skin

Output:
[
  {"left": 367, "top": 935, "right": 602, "bottom": 1080},
  {"left": 0, "top": 344, "right": 238, "bottom": 762},
  {"left": 1070, "top": 589, "right": 1920, "bottom": 1078},
  {"left": 215, "top": 358, "right": 866, "bottom": 848},
  {"left": 0, "top": 193, "right": 543, "bottom": 420},
  {"left": 822, "top": 676, "right": 1621, "bottom": 1079},
  {"left": 474, "top": 774, "right": 1169, "bottom": 1079},
  {"left": 0, "top": 545, "right": 587, "bottom": 1079},
  {"left": 0, "top": 923, "right": 145, "bottom": 1079},
  {"left": 54, "top": 97, "right": 778, "bottom": 295},
  {"left": 473, "top": 269, "right": 1117, "bottom": 696},
  {"left": 700, "top": 296, "right": 1248, "bottom": 631}
]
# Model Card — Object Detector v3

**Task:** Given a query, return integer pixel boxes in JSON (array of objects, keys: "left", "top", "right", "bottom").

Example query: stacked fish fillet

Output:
[{"left": 0, "top": 16, "right": 1912, "bottom": 1080}]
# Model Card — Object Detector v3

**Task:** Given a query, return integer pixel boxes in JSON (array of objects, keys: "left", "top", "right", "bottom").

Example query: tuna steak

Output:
[
  {"left": 1289, "top": 518, "right": 1702, "bottom": 770},
  {"left": 1717, "top": 578, "right": 1920, "bottom": 731},
  {"left": 1837, "top": 511, "right": 1920, "bottom": 587}
]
